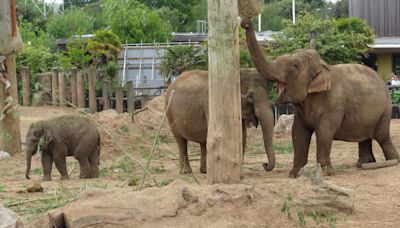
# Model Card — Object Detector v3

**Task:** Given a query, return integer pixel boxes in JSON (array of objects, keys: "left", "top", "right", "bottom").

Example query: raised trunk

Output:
[
  {"left": 25, "top": 150, "right": 32, "bottom": 179},
  {"left": 241, "top": 18, "right": 281, "bottom": 82}
]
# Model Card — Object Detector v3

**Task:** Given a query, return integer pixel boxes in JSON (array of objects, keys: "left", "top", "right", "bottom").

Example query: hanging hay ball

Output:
[{"left": 238, "top": 0, "right": 264, "bottom": 19}]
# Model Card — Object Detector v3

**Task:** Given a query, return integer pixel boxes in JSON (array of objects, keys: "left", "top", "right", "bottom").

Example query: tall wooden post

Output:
[
  {"left": 70, "top": 67, "right": 77, "bottom": 106},
  {"left": 76, "top": 71, "right": 85, "bottom": 108},
  {"left": 126, "top": 80, "right": 134, "bottom": 112},
  {"left": 21, "top": 66, "right": 30, "bottom": 106},
  {"left": 88, "top": 67, "right": 97, "bottom": 113},
  {"left": 51, "top": 67, "right": 59, "bottom": 106},
  {"left": 207, "top": 0, "right": 242, "bottom": 183},
  {"left": 115, "top": 86, "right": 123, "bottom": 113},
  {"left": 102, "top": 80, "right": 110, "bottom": 110},
  {"left": 58, "top": 71, "right": 66, "bottom": 106}
]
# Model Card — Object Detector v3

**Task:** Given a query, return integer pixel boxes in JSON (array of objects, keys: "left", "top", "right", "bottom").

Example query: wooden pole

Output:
[
  {"left": 51, "top": 67, "right": 59, "bottom": 106},
  {"left": 0, "top": 55, "right": 21, "bottom": 155},
  {"left": 58, "top": 71, "right": 66, "bottom": 106},
  {"left": 115, "top": 86, "right": 123, "bottom": 113},
  {"left": 70, "top": 67, "right": 77, "bottom": 106},
  {"left": 102, "top": 80, "right": 110, "bottom": 110},
  {"left": 76, "top": 70, "right": 85, "bottom": 108},
  {"left": 88, "top": 67, "right": 97, "bottom": 113},
  {"left": 21, "top": 66, "right": 30, "bottom": 106},
  {"left": 207, "top": 0, "right": 242, "bottom": 183},
  {"left": 126, "top": 80, "right": 134, "bottom": 112}
]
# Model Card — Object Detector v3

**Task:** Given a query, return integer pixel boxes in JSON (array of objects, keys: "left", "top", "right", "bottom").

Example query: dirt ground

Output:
[{"left": 1, "top": 95, "right": 400, "bottom": 227}]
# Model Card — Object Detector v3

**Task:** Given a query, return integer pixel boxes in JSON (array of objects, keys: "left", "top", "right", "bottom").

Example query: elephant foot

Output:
[
  {"left": 180, "top": 166, "right": 192, "bottom": 174},
  {"left": 289, "top": 168, "right": 300, "bottom": 178},
  {"left": 42, "top": 176, "right": 52, "bottom": 181},
  {"left": 321, "top": 165, "right": 335, "bottom": 176},
  {"left": 200, "top": 165, "right": 207, "bottom": 174},
  {"left": 79, "top": 173, "right": 91, "bottom": 179},
  {"left": 60, "top": 175, "right": 70, "bottom": 180}
]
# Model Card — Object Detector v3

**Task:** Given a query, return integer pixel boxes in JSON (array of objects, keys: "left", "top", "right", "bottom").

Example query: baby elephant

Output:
[{"left": 25, "top": 115, "right": 100, "bottom": 181}]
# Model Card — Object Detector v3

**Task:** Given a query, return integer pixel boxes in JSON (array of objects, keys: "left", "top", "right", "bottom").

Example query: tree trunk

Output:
[
  {"left": 0, "top": 54, "right": 21, "bottom": 155},
  {"left": 21, "top": 66, "right": 30, "bottom": 106},
  {"left": 70, "top": 67, "right": 77, "bottom": 106},
  {"left": 207, "top": 0, "right": 242, "bottom": 183},
  {"left": 58, "top": 71, "right": 66, "bottom": 106},
  {"left": 88, "top": 67, "right": 97, "bottom": 113},
  {"left": 126, "top": 80, "right": 134, "bottom": 112},
  {"left": 51, "top": 67, "right": 59, "bottom": 106},
  {"left": 102, "top": 80, "right": 110, "bottom": 110},
  {"left": 115, "top": 86, "right": 123, "bottom": 113},
  {"left": 76, "top": 71, "right": 85, "bottom": 108}
]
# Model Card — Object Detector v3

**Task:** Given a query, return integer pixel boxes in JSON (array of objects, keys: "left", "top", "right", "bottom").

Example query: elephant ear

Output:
[
  {"left": 43, "top": 128, "right": 53, "bottom": 149},
  {"left": 307, "top": 60, "right": 331, "bottom": 93}
]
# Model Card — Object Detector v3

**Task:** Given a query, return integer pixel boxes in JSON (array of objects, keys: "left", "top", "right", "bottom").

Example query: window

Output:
[{"left": 394, "top": 54, "right": 400, "bottom": 76}]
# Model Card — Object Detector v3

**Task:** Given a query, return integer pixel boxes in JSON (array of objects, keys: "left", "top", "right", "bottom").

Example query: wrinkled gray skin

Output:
[
  {"left": 241, "top": 17, "right": 399, "bottom": 178},
  {"left": 166, "top": 69, "right": 275, "bottom": 174},
  {"left": 25, "top": 115, "right": 100, "bottom": 181}
]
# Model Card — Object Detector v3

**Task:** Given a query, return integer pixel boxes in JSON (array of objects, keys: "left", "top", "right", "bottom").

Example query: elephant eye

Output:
[{"left": 293, "top": 63, "right": 299, "bottom": 69}]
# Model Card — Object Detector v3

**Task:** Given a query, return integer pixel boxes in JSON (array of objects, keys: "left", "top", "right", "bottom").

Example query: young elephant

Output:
[
  {"left": 166, "top": 69, "right": 275, "bottom": 174},
  {"left": 25, "top": 115, "right": 100, "bottom": 181}
]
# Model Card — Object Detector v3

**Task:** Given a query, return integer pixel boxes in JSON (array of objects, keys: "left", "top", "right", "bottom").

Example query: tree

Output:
[
  {"left": 64, "top": 0, "right": 99, "bottom": 9},
  {"left": 103, "top": 0, "right": 172, "bottom": 43},
  {"left": 87, "top": 29, "right": 122, "bottom": 67},
  {"left": 46, "top": 8, "right": 94, "bottom": 39},
  {"left": 264, "top": 14, "right": 374, "bottom": 64}
]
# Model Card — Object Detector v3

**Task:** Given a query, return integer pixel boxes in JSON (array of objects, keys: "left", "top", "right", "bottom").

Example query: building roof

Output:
[{"left": 368, "top": 37, "right": 400, "bottom": 53}]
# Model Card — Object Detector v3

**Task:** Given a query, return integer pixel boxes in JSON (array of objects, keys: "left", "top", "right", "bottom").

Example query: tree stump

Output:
[
  {"left": 51, "top": 67, "right": 59, "bottom": 106},
  {"left": 102, "top": 80, "right": 110, "bottom": 110},
  {"left": 70, "top": 67, "right": 78, "bottom": 106},
  {"left": 58, "top": 71, "right": 66, "bottom": 106},
  {"left": 21, "top": 66, "right": 30, "bottom": 106},
  {"left": 76, "top": 71, "right": 85, "bottom": 108},
  {"left": 127, "top": 80, "right": 134, "bottom": 112},
  {"left": 115, "top": 87, "right": 123, "bottom": 113},
  {"left": 88, "top": 68, "right": 97, "bottom": 113}
]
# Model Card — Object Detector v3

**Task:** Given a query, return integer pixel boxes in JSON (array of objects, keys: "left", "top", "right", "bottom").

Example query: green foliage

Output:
[
  {"left": 273, "top": 143, "right": 294, "bottom": 154},
  {"left": 281, "top": 192, "right": 293, "bottom": 219},
  {"left": 264, "top": 14, "right": 374, "bottom": 64},
  {"left": 59, "top": 38, "right": 91, "bottom": 69},
  {"left": 159, "top": 45, "right": 207, "bottom": 84},
  {"left": 64, "top": 0, "right": 100, "bottom": 9},
  {"left": 327, "top": 212, "right": 337, "bottom": 228},
  {"left": 18, "top": 21, "right": 57, "bottom": 50},
  {"left": 103, "top": 0, "right": 172, "bottom": 43},
  {"left": 46, "top": 8, "right": 94, "bottom": 39},
  {"left": 87, "top": 29, "right": 122, "bottom": 66}
]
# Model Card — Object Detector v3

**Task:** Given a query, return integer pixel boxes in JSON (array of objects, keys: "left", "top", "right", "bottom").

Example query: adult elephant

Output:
[
  {"left": 166, "top": 69, "right": 275, "bottom": 174},
  {"left": 241, "top": 17, "right": 399, "bottom": 178},
  {"left": 25, "top": 115, "right": 100, "bottom": 181}
]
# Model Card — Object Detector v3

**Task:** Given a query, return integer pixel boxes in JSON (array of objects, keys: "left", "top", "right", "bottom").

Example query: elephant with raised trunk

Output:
[
  {"left": 166, "top": 69, "right": 275, "bottom": 174},
  {"left": 241, "top": 17, "right": 399, "bottom": 177},
  {"left": 25, "top": 115, "right": 100, "bottom": 181}
]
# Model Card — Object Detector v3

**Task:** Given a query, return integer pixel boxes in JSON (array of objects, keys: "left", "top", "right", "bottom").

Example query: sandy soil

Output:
[{"left": 1, "top": 96, "right": 400, "bottom": 227}]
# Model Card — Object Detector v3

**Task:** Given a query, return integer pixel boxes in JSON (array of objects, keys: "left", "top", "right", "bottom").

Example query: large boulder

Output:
[{"left": 274, "top": 114, "right": 294, "bottom": 135}]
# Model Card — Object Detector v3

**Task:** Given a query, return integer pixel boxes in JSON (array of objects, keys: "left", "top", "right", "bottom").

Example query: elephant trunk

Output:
[
  {"left": 241, "top": 18, "right": 280, "bottom": 82},
  {"left": 25, "top": 149, "right": 32, "bottom": 179}
]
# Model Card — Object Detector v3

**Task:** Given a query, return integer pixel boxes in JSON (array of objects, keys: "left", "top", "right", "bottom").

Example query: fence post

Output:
[
  {"left": 71, "top": 67, "right": 77, "bottom": 106},
  {"left": 51, "top": 67, "right": 59, "bottom": 106},
  {"left": 21, "top": 66, "right": 30, "bottom": 106},
  {"left": 77, "top": 70, "right": 85, "bottom": 108},
  {"left": 88, "top": 67, "right": 97, "bottom": 113},
  {"left": 126, "top": 80, "right": 134, "bottom": 112},
  {"left": 58, "top": 71, "right": 66, "bottom": 106},
  {"left": 102, "top": 80, "right": 110, "bottom": 110},
  {"left": 115, "top": 86, "right": 123, "bottom": 113}
]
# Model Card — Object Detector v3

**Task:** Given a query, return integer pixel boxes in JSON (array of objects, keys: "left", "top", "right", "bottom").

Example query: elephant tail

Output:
[{"left": 97, "top": 134, "right": 101, "bottom": 165}]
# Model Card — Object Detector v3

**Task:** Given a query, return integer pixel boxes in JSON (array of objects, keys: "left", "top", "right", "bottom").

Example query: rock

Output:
[
  {"left": 274, "top": 114, "right": 294, "bottom": 135},
  {"left": 27, "top": 182, "right": 43, "bottom": 193},
  {"left": 0, "top": 151, "right": 11, "bottom": 160},
  {"left": 0, "top": 205, "right": 24, "bottom": 228},
  {"left": 297, "top": 164, "right": 354, "bottom": 215}
]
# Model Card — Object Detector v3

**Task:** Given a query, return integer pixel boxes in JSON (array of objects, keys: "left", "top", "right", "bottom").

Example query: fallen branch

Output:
[{"left": 361, "top": 159, "right": 399, "bottom": 170}]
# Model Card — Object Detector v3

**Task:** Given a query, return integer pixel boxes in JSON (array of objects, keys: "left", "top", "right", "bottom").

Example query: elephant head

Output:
[
  {"left": 25, "top": 121, "right": 53, "bottom": 179},
  {"left": 240, "top": 69, "right": 275, "bottom": 171},
  {"left": 241, "top": 17, "right": 331, "bottom": 104}
]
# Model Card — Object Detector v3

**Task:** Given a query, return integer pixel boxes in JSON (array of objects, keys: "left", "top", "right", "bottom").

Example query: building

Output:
[{"left": 349, "top": 0, "right": 400, "bottom": 79}]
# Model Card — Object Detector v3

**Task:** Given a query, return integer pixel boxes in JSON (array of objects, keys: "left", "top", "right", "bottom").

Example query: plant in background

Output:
[
  {"left": 159, "top": 45, "right": 207, "bottom": 85},
  {"left": 87, "top": 29, "right": 122, "bottom": 67},
  {"left": 59, "top": 38, "right": 92, "bottom": 70},
  {"left": 265, "top": 13, "right": 374, "bottom": 64}
]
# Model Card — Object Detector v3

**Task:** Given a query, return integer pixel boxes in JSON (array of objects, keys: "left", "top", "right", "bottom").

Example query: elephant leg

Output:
[
  {"left": 41, "top": 152, "right": 53, "bottom": 181},
  {"left": 200, "top": 143, "right": 207, "bottom": 173},
  {"left": 289, "top": 116, "right": 313, "bottom": 178},
  {"left": 374, "top": 112, "right": 399, "bottom": 161},
  {"left": 53, "top": 145, "right": 69, "bottom": 180},
  {"left": 357, "top": 139, "right": 375, "bottom": 167},
  {"left": 172, "top": 131, "right": 191, "bottom": 174},
  {"left": 77, "top": 157, "right": 91, "bottom": 179},
  {"left": 315, "top": 128, "right": 336, "bottom": 176},
  {"left": 89, "top": 150, "right": 100, "bottom": 178}
]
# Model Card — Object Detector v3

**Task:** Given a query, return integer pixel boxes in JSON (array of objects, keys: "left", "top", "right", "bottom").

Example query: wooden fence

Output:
[{"left": 21, "top": 66, "right": 166, "bottom": 113}]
